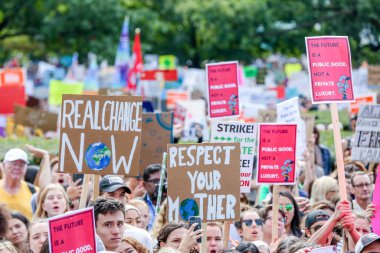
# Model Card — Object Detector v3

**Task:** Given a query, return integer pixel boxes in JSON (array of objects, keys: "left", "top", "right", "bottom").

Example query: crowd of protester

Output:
[{"left": 0, "top": 110, "right": 379, "bottom": 253}]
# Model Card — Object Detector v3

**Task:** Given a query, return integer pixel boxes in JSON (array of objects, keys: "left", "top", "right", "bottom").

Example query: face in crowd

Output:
[
  {"left": 51, "top": 160, "right": 72, "bottom": 186},
  {"left": 42, "top": 188, "right": 68, "bottom": 218},
  {"left": 239, "top": 211, "right": 263, "bottom": 242},
  {"left": 207, "top": 224, "right": 223, "bottom": 253},
  {"left": 2, "top": 160, "right": 27, "bottom": 182},
  {"left": 278, "top": 196, "right": 294, "bottom": 228},
  {"left": 7, "top": 217, "right": 28, "bottom": 247},
  {"left": 96, "top": 210, "right": 125, "bottom": 251},
  {"left": 351, "top": 174, "right": 372, "bottom": 201},
  {"left": 355, "top": 217, "right": 371, "bottom": 236},
  {"left": 143, "top": 170, "right": 161, "bottom": 201},
  {"left": 159, "top": 226, "right": 187, "bottom": 250},
  {"left": 29, "top": 222, "right": 48, "bottom": 253},
  {"left": 262, "top": 210, "right": 286, "bottom": 240},
  {"left": 125, "top": 208, "right": 143, "bottom": 229}
]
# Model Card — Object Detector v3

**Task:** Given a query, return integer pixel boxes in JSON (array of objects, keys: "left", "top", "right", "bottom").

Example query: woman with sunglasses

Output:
[
  {"left": 270, "top": 191, "right": 302, "bottom": 237},
  {"left": 238, "top": 210, "right": 264, "bottom": 242}
]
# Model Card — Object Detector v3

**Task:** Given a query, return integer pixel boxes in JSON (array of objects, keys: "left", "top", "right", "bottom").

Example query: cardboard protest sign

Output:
[
  {"left": 49, "top": 80, "right": 84, "bottom": 106},
  {"left": 48, "top": 207, "right": 96, "bottom": 253},
  {"left": 140, "top": 112, "right": 173, "bottom": 174},
  {"left": 0, "top": 85, "right": 26, "bottom": 114},
  {"left": 166, "top": 90, "right": 189, "bottom": 109},
  {"left": 349, "top": 93, "right": 376, "bottom": 115},
  {"left": 167, "top": 143, "right": 240, "bottom": 222},
  {"left": 368, "top": 65, "right": 380, "bottom": 85},
  {"left": 58, "top": 94, "right": 143, "bottom": 175},
  {"left": 257, "top": 124, "right": 297, "bottom": 184},
  {"left": 211, "top": 122, "right": 257, "bottom": 193},
  {"left": 14, "top": 105, "right": 58, "bottom": 131},
  {"left": 276, "top": 97, "right": 306, "bottom": 159},
  {"left": 98, "top": 88, "right": 129, "bottom": 96},
  {"left": 351, "top": 104, "right": 380, "bottom": 162},
  {"left": 206, "top": 61, "right": 239, "bottom": 118},
  {"left": 305, "top": 36, "right": 354, "bottom": 103},
  {"left": 0, "top": 68, "right": 25, "bottom": 86}
]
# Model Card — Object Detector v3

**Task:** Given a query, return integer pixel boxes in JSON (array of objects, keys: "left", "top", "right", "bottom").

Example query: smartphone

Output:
[
  {"left": 72, "top": 173, "right": 84, "bottom": 185},
  {"left": 188, "top": 216, "right": 202, "bottom": 243}
]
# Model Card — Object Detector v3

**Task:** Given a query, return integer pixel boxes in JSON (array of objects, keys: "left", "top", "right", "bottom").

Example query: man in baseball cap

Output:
[
  {"left": 304, "top": 209, "right": 330, "bottom": 238},
  {"left": 355, "top": 233, "right": 380, "bottom": 253},
  {"left": 99, "top": 175, "right": 131, "bottom": 205}
]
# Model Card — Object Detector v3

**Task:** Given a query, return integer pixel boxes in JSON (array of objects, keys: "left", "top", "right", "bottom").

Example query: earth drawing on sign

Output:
[
  {"left": 179, "top": 198, "right": 199, "bottom": 220},
  {"left": 85, "top": 142, "right": 111, "bottom": 170}
]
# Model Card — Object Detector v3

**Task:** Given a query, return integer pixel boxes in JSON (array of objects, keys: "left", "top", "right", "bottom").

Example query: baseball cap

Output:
[
  {"left": 3, "top": 148, "right": 29, "bottom": 164},
  {"left": 355, "top": 233, "right": 380, "bottom": 253},
  {"left": 305, "top": 209, "right": 330, "bottom": 228},
  {"left": 99, "top": 175, "right": 131, "bottom": 194}
]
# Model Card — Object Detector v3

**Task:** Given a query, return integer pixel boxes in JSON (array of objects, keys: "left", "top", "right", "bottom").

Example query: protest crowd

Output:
[{"left": 1, "top": 17, "right": 380, "bottom": 253}]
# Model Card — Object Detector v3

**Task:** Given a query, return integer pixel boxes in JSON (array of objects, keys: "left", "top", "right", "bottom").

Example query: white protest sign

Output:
[{"left": 211, "top": 121, "right": 257, "bottom": 193}]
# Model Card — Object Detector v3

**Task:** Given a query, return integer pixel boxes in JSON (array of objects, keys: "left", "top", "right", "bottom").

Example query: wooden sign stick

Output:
[
  {"left": 79, "top": 174, "right": 91, "bottom": 209},
  {"left": 93, "top": 174, "right": 100, "bottom": 200},
  {"left": 330, "top": 103, "right": 347, "bottom": 200},
  {"left": 271, "top": 185, "right": 280, "bottom": 240},
  {"left": 223, "top": 221, "right": 230, "bottom": 250},
  {"left": 200, "top": 222, "right": 207, "bottom": 253}
]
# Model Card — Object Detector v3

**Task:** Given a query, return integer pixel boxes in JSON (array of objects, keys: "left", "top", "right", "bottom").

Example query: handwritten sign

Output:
[
  {"left": 58, "top": 95, "right": 143, "bottom": 175},
  {"left": 211, "top": 122, "right": 257, "bottom": 193},
  {"left": 167, "top": 143, "right": 240, "bottom": 222},
  {"left": 0, "top": 85, "right": 26, "bottom": 114},
  {"left": 14, "top": 105, "right": 58, "bottom": 131},
  {"left": 0, "top": 68, "right": 25, "bottom": 86},
  {"left": 140, "top": 112, "right": 173, "bottom": 174},
  {"left": 351, "top": 105, "right": 380, "bottom": 162},
  {"left": 257, "top": 124, "right": 297, "bottom": 184},
  {"left": 305, "top": 36, "right": 354, "bottom": 103},
  {"left": 206, "top": 61, "right": 239, "bottom": 118},
  {"left": 48, "top": 207, "right": 96, "bottom": 253},
  {"left": 349, "top": 93, "right": 376, "bottom": 115}
]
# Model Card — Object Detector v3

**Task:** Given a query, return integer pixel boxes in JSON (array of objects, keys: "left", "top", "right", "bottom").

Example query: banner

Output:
[
  {"left": 159, "top": 55, "right": 176, "bottom": 70},
  {"left": 166, "top": 90, "right": 189, "bottom": 109},
  {"left": 211, "top": 122, "right": 257, "bottom": 193},
  {"left": 349, "top": 93, "right": 376, "bottom": 115},
  {"left": 141, "top": 69, "right": 178, "bottom": 82},
  {"left": 305, "top": 36, "right": 354, "bottom": 103},
  {"left": 368, "top": 65, "right": 380, "bottom": 85},
  {"left": 351, "top": 105, "right": 380, "bottom": 162},
  {"left": 48, "top": 207, "right": 96, "bottom": 253},
  {"left": 0, "top": 85, "right": 26, "bottom": 114},
  {"left": 206, "top": 61, "right": 239, "bottom": 118},
  {"left": 167, "top": 143, "right": 240, "bottom": 222},
  {"left": 14, "top": 105, "right": 58, "bottom": 131},
  {"left": 140, "top": 112, "right": 173, "bottom": 174},
  {"left": 58, "top": 95, "right": 143, "bottom": 175},
  {"left": 49, "top": 80, "right": 84, "bottom": 106},
  {"left": 256, "top": 124, "right": 297, "bottom": 184},
  {"left": 0, "top": 68, "right": 25, "bottom": 86}
]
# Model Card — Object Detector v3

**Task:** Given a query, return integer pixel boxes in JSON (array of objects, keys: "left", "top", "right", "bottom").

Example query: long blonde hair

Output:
[
  {"left": 310, "top": 176, "right": 338, "bottom": 204},
  {"left": 34, "top": 184, "right": 69, "bottom": 219},
  {"left": 0, "top": 239, "right": 17, "bottom": 253}
]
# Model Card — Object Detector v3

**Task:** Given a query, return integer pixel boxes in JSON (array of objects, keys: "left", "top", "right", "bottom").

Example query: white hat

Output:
[{"left": 4, "top": 148, "right": 29, "bottom": 164}]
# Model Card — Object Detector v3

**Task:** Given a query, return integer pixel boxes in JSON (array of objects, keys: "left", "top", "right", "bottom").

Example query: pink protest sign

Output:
[
  {"left": 48, "top": 207, "right": 96, "bottom": 253},
  {"left": 206, "top": 61, "right": 239, "bottom": 118},
  {"left": 256, "top": 124, "right": 297, "bottom": 185},
  {"left": 305, "top": 36, "right": 354, "bottom": 103},
  {"left": 372, "top": 170, "right": 380, "bottom": 234}
]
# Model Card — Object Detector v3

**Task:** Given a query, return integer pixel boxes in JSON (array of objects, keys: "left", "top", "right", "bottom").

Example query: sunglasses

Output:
[
  {"left": 279, "top": 204, "right": 293, "bottom": 212},
  {"left": 241, "top": 219, "right": 263, "bottom": 227}
]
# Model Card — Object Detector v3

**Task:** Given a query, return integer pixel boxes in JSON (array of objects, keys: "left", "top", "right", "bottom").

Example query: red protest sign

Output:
[
  {"left": 206, "top": 61, "right": 239, "bottom": 118},
  {"left": 349, "top": 94, "right": 376, "bottom": 115},
  {"left": 0, "top": 85, "right": 26, "bottom": 114},
  {"left": 305, "top": 36, "right": 354, "bottom": 103},
  {"left": 257, "top": 124, "right": 297, "bottom": 184},
  {"left": 166, "top": 90, "right": 189, "bottom": 109},
  {"left": 0, "top": 68, "right": 25, "bottom": 86},
  {"left": 48, "top": 207, "right": 96, "bottom": 253},
  {"left": 140, "top": 69, "right": 178, "bottom": 81}
]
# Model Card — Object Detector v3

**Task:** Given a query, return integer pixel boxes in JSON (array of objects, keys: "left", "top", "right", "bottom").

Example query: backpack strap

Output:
[{"left": 26, "top": 182, "right": 36, "bottom": 194}]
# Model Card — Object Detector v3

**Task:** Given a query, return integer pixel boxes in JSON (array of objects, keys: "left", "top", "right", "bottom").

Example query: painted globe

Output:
[
  {"left": 85, "top": 142, "right": 111, "bottom": 170},
  {"left": 179, "top": 198, "right": 199, "bottom": 220}
]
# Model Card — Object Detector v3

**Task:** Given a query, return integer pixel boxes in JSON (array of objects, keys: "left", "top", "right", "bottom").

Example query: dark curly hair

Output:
[
  {"left": 89, "top": 198, "right": 125, "bottom": 224},
  {"left": 0, "top": 204, "right": 11, "bottom": 238}
]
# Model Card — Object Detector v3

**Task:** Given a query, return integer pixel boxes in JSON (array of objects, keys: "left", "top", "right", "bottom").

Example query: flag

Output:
[
  {"left": 114, "top": 16, "right": 130, "bottom": 87},
  {"left": 127, "top": 28, "right": 143, "bottom": 91}
]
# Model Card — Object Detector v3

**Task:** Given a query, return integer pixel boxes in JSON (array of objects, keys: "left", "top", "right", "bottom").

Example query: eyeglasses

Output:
[
  {"left": 279, "top": 204, "right": 293, "bottom": 212},
  {"left": 353, "top": 183, "right": 371, "bottom": 189},
  {"left": 264, "top": 216, "right": 286, "bottom": 223},
  {"left": 147, "top": 179, "right": 161, "bottom": 185},
  {"left": 241, "top": 219, "right": 263, "bottom": 227}
]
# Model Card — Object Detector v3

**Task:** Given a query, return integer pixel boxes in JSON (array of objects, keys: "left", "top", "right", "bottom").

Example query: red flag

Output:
[{"left": 127, "top": 29, "right": 143, "bottom": 91}]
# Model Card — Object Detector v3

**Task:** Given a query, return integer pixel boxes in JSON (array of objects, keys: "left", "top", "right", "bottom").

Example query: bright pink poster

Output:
[
  {"left": 206, "top": 61, "right": 239, "bottom": 118},
  {"left": 48, "top": 207, "right": 96, "bottom": 253},
  {"left": 257, "top": 124, "right": 297, "bottom": 184},
  {"left": 305, "top": 36, "right": 354, "bottom": 103},
  {"left": 0, "top": 85, "right": 25, "bottom": 114},
  {"left": 371, "top": 170, "right": 380, "bottom": 234}
]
